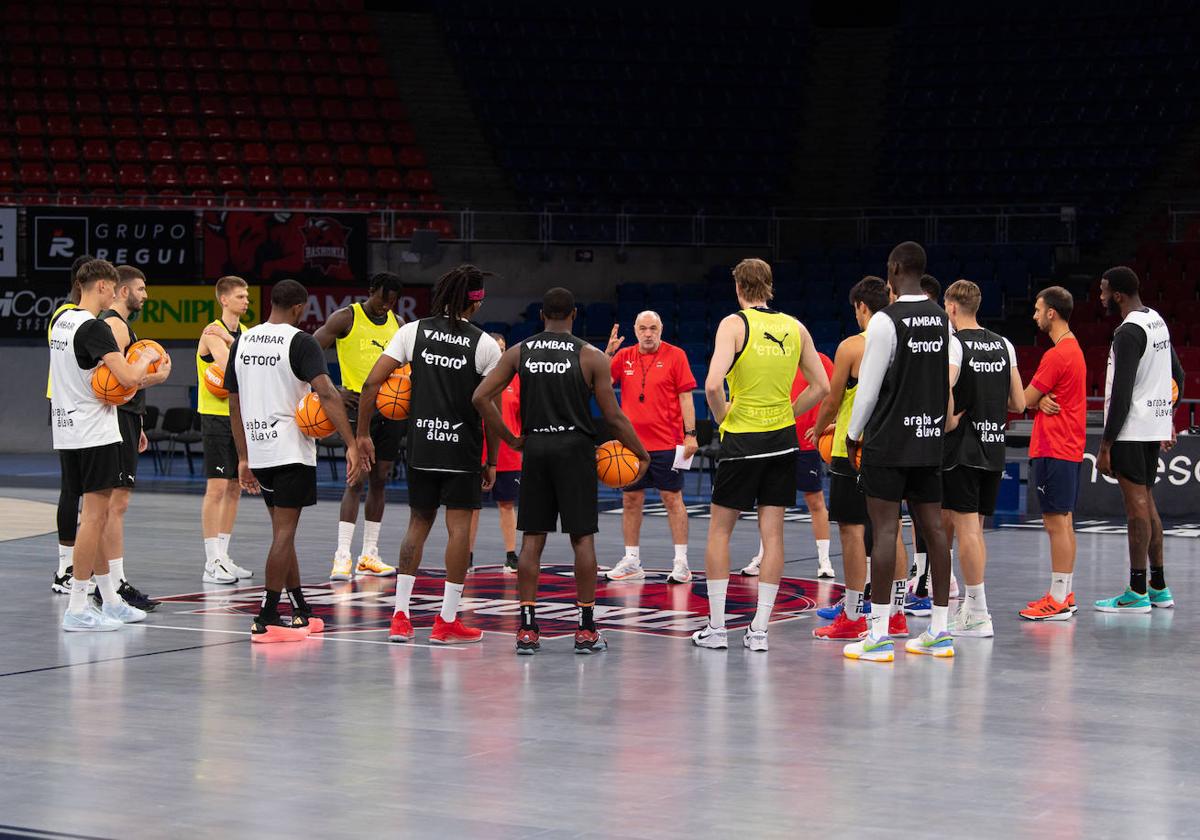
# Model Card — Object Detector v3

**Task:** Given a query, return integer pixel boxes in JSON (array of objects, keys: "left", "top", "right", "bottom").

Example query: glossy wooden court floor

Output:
[{"left": 1, "top": 487, "right": 1196, "bottom": 839}]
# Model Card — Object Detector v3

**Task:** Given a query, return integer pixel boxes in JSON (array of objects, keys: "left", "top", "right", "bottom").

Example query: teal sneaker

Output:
[
  {"left": 1094, "top": 588, "right": 1151, "bottom": 614},
  {"left": 1148, "top": 586, "right": 1175, "bottom": 609},
  {"left": 904, "top": 630, "right": 955, "bottom": 658},
  {"left": 843, "top": 635, "right": 894, "bottom": 662}
]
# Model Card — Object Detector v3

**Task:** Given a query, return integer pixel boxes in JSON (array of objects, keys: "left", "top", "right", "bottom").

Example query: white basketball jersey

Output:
[
  {"left": 48, "top": 308, "right": 121, "bottom": 451},
  {"left": 233, "top": 322, "right": 317, "bottom": 469},
  {"left": 1104, "top": 308, "right": 1174, "bottom": 442}
]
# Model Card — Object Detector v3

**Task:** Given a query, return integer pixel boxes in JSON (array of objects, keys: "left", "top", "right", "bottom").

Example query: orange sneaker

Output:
[
  {"left": 1026, "top": 591, "right": 1077, "bottom": 613},
  {"left": 388, "top": 611, "right": 414, "bottom": 642},
  {"left": 291, "top": 614, "right": 324, "bottom": 634},
  {"left": 251, "top": 617, "right": 309, "bottom": 643},
  {"left": 430, "top": 615, "right": 483, "bottom": 644},
  {"left": 1019, "top": 592, "right": 1072, "bottom": 621},
  {"left": 813, "top": 612, "right": 867, "bottom": 640},
  {"left": 888, "top": 611, "right": 909, "bottom": 637}
]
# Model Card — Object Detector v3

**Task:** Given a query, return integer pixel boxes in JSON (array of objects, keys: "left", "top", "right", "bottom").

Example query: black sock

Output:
[
  {"left": 468, "top": 551, "right": 474, "bottom": 567},
  {"left": 1130, "top": 568, "right": 1148, "bottom": 595},
  {"left": 915, "top": 570, "right": 929, "bottom": 598},
  {"left": 507, "top": 551, "right": 519, "bottom": 563},
  {"left": 520, "top": 604, "right": 537, "bottom": 630},
  {"left": 863, "top": 582, "right": 872, "bottom": 601},
  {"left": 259, "top": 590, "right": 282, "bottom": 621},
  {"left": 287, "top": 587, "right": 309, "bottom": 615},
  {"left": 1150, "top": 566, "right": 1165, "bottom": 590},
  {"left": 578, "top": 603, "right": 595, "bottom": 631}
]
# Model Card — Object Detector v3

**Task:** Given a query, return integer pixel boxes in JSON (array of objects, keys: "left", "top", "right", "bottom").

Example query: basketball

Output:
[
  {"left": 203, "top": 363, "right": 229, "bottom": 399},
  {"left": 91, "top": 364, "right": 135, "bottom": 405},
  {"left": 1172, "top": 378, "right": 1179, "bottom": 404},
  {"left": 817, "top": 429, "right": 834, "bottom": 464},
  {"left": 596, "top": 440, "right": 640, "bottom": 488},
  {"left": 295, "top": 391, "right": 336, "bottom": 437},
  {"left": 126, "top": 339, "right": 166, "bottom": 374},
  {"left": 376, "top": 371, "right": 412, "bottom": 420}
]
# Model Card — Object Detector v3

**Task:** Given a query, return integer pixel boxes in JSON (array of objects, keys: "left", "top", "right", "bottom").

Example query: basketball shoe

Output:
[
  {"left": 329, "top": 550, "right": 353, "bottom": 581},
  {"left": 515, "top": 626, "right": 540, "bottom": 654},
  {"left": 431, "top": 616, "right": 483, "bottom": 644},
  {"left": 1094, "top": 588, "right": 1151, "bottom": 613},
  {"left": 743, "top": 627, "right": 769, "bottom": 651},
  {"left": 388, "top": 611, "right": 414, "bottom": 642},
  {"left": 356, "top": 552, "right": 396, "bottom": 577},
  {"left": 606, "top": 558, "right": 645, "bottom": 581},
  {"left": 905, "top": 631, "right": 955, "bottom": 657},
  {"left": 812, "top": 612, "right": 867, "bottom": 640},
  {"left": 1019, "top": 593, "right": 1072, "bottom": 621},
  {"left": 843, "top": 636, "right": 894, "bottom": 662},
  {"left": 1149, "top": 586, "right": 1174, "bottom": 609},
  {"left": 691, "top": 625, "right": 728, "bottom": 649},
  {"left": 574, "top": 628, "right": 607, "bottom": 654}
]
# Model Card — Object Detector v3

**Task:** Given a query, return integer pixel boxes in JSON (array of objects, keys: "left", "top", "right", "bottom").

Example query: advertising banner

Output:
[
  {"left": 27, "top": 208, "right": 195, "bottom": 280},
  {"left": 135, "top": 284, "right": 262, "bottom": 340},
  {"left": 269, "top": 284, "right": 432, "bottom": 332},
  {"left": 0, "top": 283, "right": 71, "bottom": 338},
  {"left": 203, "top": 211, "right": 368, "bottom": 285},
  {"left": 0, "top": 208, "right": 16, "bottom": 278}
]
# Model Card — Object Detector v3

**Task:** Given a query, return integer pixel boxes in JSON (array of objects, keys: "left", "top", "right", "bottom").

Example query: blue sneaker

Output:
[
  {"left": 1094, "top": 588, "right": 1151, "bottom": 614},
  {"left": 817, "top": 600, "right": 870, "bottom": 620},
  {"left": 903, "top": 594, "right": 932, "bottom": 617},
  {"left": 843, "top": 635, "right": 894, "bottom": 662},
  {"left": 1149, "top": 586, "right": 1174, "bottom": 609}
]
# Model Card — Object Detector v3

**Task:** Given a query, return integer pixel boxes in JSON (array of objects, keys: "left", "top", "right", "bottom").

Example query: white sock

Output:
[
  {"left": 752, "top": 582, "right": 779, "bottom": 632},
  {"left": 218, "top": 533, "right": 231, "bottom": 558},
  {"left": 1065, "top": 573, "right": 1074, "bottom": 597},
  {"left": 914, "top": 551, "right": 928, "bottom": 581},
  {"left": 867, "top": 603, "right": 889, "bottom": 641},
  {"left": 754, "top": 540, "right": 764, "bottom": 561},
  {"left": 891, "top": 579, "right": 906, "bottom": 616},
  {"left": 363, "top": 520, "right": 382, "bottom": 556},
  {"left": 58, "top": 544, "right": 73, "bottom": 576},
  {"left": 706, "top": 577, "right": 729, "bottom": 629},
  {"left": 816, "top": 539, "right": 830, "bottom": 563},
  {"left": 846, "top": 588, "right": 864, "bottom": 620},
  {"left": 204, "top": 537, "right": 221, "bottom": 565},
  {"left": 109, "top": 558, "right": 125, "bottom": 584},
  {"left": 623, "top": 546, "right": 640, "bottom": 563},
  {"left": 965, "top": 583, "right": 988, "bottom": 616},
  {"left": 440, "top": 581, "right": 464, "bottom": 622},
  {"left": 96, "top": 573, "right": 119, "bottom": 604},
  {"left": 68, "top": 577, "right": 88, "bottom": 612},
  {"left": 931, "top": 605, "right": 949, "bottom": 636},
  {"left": 673, "top": 544, "right": 688, "bottom": 563},
  {"left": 394, "top": 574, "right": 416, "bottom": 615},
  {"left": 337, "top": 521, "right": 355, "bottom": 556},
  {"left": 1050, "top": 573, "right": 1070, "bottom": 603}
]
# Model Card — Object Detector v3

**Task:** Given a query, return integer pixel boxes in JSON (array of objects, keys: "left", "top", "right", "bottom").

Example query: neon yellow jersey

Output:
[
  {"left": 45, "top": 302, "right": 78, "bottom": 399},
  {"left": 719, "top": 308, "right": 802, "bottom": 458},
  {"left": 197, "top": 319, "right": 242, "bottom": 416},
  {"left": 832, "top": 333, "right": 865, "bottom": 459},
  {"left": 335, "top": 303, "right": 398, "bottom": 393}
]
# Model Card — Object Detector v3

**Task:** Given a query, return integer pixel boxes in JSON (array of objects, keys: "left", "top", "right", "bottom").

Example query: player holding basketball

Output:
[
  {"left": 227, "top": 280, "right": 362, "bottom": 642},
  {"left": 94, "top": 266, "right": 173, "bottom": 612},
  {"left": 358, "top": 265, "right": 503, "bottom": 645},
  {"left": 474, "top": 287, "right": 649, "bottom": 654},
  {"left": 1093, "top": 267, "right": 1184, "bottom": 613},
  {"left": 196, "top": 276, "right": 252, "bottom": 584},
  {"left": 313, "top": 272, "right": 403, "bottom": 581},
  {"left": 692, "top": 258, "right": 829, "bottom": 653}
]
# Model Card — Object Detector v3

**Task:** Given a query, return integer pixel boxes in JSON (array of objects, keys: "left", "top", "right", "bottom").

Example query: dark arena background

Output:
[{"left": 2, "top": 2, "right": 1199, "bottom": 837}]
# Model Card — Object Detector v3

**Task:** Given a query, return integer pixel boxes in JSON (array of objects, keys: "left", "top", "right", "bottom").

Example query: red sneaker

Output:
[
  {"left": 812, "top": 612, "right": 867, "bottom": 640},
  {"left": 291, "top": 614, "right": 324, "bottom": 634},
  {"left": 888, "top": 611, "right": 909, "bottom": 637},
  {"left": 430, "top": 615, "right": 483, "bottom": 644},
  {"left": 388, "top": 611, "right": 413, "bottom": 642},
  {"left": 515, "top": 626, "right": 540, "bottom": 654},
  {"left": 574, "top": 627, "right": 608, "bottom": 654},
  {"left": 1026, "top": 591, "right": 1077, "bottom": 613},
  {"left": 1019, "top": 592, "right": 1072, "bottom": 621},
  {"left": 251, "top": 617, "right": 308, "bottom": 644}
]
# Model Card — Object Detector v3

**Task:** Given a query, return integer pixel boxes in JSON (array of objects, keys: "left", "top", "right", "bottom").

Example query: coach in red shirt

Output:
[
  {"left": 474, "top": 334, "right": 522, "bottom": 573},
  {"left": 1019, "top": 286, "right": 1087, "bottom": 621},
  {"left": 603, "top": 312, "right": 698, "bottom": 584}
]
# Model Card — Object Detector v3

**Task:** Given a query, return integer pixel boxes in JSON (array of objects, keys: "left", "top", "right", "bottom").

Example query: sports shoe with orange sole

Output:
[
  {"left": 1020, "top": 592, "right": 1073, "bottom": 621},
  {"left": 291, "top": 613, "right": 325, "bottom": 634},
  {"left": 430, "top": 615, "right": 483, "bottom": 644},
  {"left": 388, "top": 611, "right": 414, "bottom": 642},
  {"left": 889, "top": 611, "right": 910, "bottom": 637},
  {"left": 1026, "top": 592, "right": 1076, "bottom": 612},
  {"left": 356, "top": 553, "right": 396, "bottom": 577},
  {"left": 813, "top": 612, "right": 867, "bottom": 640},
  {"left": 251, "top": 617, "right": 309, "bottom": 643}
]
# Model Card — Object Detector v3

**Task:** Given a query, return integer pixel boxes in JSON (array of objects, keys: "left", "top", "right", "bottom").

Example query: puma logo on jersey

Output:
[
  {"left": 371, "top": 339, "right": 386, "bottom": 350},
  {"left": 215, "top": 466, "right": 225, "bottom": 474},
  {"left": 763, "top": 331, "right": 789, "bottom": 352},
  {"left": 423, "top": 329, "right": 472, "bottom": 347},
  {"left": 902, "top": 316, "right": 943, "bottom": 327}
]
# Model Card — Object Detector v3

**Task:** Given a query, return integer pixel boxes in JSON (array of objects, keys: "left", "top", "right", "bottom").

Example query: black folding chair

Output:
[{"left": 162, "top": 407, "right": 202, "bottom": 475}]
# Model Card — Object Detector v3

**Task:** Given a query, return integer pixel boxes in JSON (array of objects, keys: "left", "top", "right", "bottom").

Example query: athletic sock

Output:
[
  {"left": 867, "top": 603, "right": 889, "bottom": 641},
  {"left": 259, "top": 590, "right": 282, "bottom": 622},
  {"left": 203, "top": 537, "right": 221, "bottom": 566},
  {"left": 891, "top": 579, "right": 906, "bottom": 615},
  {"left": 287, "top": 587, "right": 309, "bottom": 615},
  {"left": 816, "top": 539, "right": 830, "bottom": 564},
  {"left": 440, "top": 581, "right": 464, "bottom": 622},
  {"left": 363, "top": 520, "right": 382, "bottom": 556},
  {"left": 58, "top": 544, "right": 73, "bottom": 577},
  {"left": 931, "top": 605, "right": 949, "bottom": 636},
  {"left": 846, "top": 588, "right": 864, "bottom": 620},
  {"left": 623, "top": 546, "right": 640, "bottom": 564},
  {"left": 965, "top": 583, "right": 988, "bottom": 617},
  {"left": 218, "top": 533, "right": 231, "bottom": 558},
  {"left": 1150, "top": 565, "right": 1166, "bottom": 590},
  {"left": 1050, "top": 573, "right": 1070, "bottom": 603},
  {"left": 1130, "top": 568, "right": 1148, "bottom": 595},
  {"left": 913, "top": 551, "right": 928, "bottom": 582},
  {"left": 1065, "top": 573, "right": 1074, "bottom": 596},
  {"left": 914, "top": 552, "right": 929, "bottom": 597},
  {"left": 520, "top": 602, "right": 537, "bottom": 630},
  {"left": 706, "top": 577, "right": 729, "bottom": 629},
  {"left": 578, "top": 602, "right": 596, "bottom": 631},
  {"left": 68, "top": 577, "right": 88, "bottom": 613},
  {"left": 109, "top": 557, "right": 125, "bottom": 584},
  {"left": 673, "top": 544, "right": 688, "bottom": 563},
  {"left": 95, "top": 573, "right": 119, "bottom": 604},
  {"left": 751, "top": 583, "right": 779, "bottom": 632},
  {"left": 506, "top": 550, "right": 519, "bottom": 563},
  {"left": 337, "top": 521, "right": 354, "bottom": 556},
  {"left": 394, "top": 574, "right": 416, "bottom": 615}
]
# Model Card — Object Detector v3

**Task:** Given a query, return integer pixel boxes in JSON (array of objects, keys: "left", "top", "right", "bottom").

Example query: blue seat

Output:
[
  {"left": 647, "top": 282, "right": 678, "bottom": 303},
  {"left": 584, "top": 302, "right": 614, "bottom": 327},
  {"left": 680, "top": 342, "right": 709, "bottom": 364},
  {"left": 676, "top": 320, "right": 708, "bottom": 343},
  {"left": 508, "top": 321, "right": 539, "bottom": 342},
  {"left": 616, "top": 282, "right": 647, "bottom": 303}
]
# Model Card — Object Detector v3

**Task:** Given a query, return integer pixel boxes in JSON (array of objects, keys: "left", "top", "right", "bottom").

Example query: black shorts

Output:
[
  {"left": 485, "top": 470, "right": 521, "bottom": 504},
  {"left": 201, "top": 414, "right": 238, "bottom": 480},
  {"left": 828, "top": 458, "right": 867, "bottom": 524},
  {"left": 408, "top": 467, "right": 482, "bottom": 511},
  {"left": 59, "top": 443, "right": 123, "bottom": 496},
  {"left": 942, "top": 466, "right": 1002, "bottom": 515},
  {"left": 116, "top": 410, "right": 142, "bottom": 488},
  {"left": 795, "top": 450, "right": 824, "bottom": 494},
  {"left": 1110, "top": 441, "right": 1160, "bottom": 487},
  {"left": 711, "top": 451, "right": 797, "bottom": 512},
  {"left": 345, "top": 392, "right": 403, "bottom": 463},
  {"left": 859, "top": 462, "right": 942, "bottom": 504},
  {"left": 252, "top": 463, "right": 317, "bottom": 508},
  {"left": 625, "top": 449, "right": 684, "bottom": 493},
  {"left": 518, "top": 433, "right": 598, "bottom": 535},
  {"left": 1031, "top": 457, "right": 1080, "bottom": 514}
]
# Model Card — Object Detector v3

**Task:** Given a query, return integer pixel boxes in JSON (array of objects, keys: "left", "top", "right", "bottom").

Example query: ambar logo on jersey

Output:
[{"left": 136, "top": 285, "right": 261, "bottom": 340}]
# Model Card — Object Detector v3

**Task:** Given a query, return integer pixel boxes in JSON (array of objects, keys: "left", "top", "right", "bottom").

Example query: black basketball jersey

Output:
[
  {"left": 407, "top": 315, "right": 485, "bottom": 471},
  {"left": 518, "top": 331, "right": 595, "bottom": 438},
  {"left": 945, "top": 327, "right": 1011, "bottom": 472},
  {"left": 863, "top": 299, "right": 950, "bottom": 467},
  {"left": 98, "top": 308, "right": 145, "bottom": 416}
]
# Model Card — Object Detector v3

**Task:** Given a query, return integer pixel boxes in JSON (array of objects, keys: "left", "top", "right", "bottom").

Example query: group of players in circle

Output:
[{"left": 46, "top": 241, "right": 1183, "bottom": 658}]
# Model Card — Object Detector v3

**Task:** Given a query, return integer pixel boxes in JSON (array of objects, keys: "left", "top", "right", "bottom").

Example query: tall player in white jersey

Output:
[
  {"left": 1094, "top": 266, "right": 1185, "bottom": 614},
  {"left": 49, "top": 259, "right": 160, "bottom": 632},
  {"left": 227, "top": 280, "right": 362, "bottom": 642}
]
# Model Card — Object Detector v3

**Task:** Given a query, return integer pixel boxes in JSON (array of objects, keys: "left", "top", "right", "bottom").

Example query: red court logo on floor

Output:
[{"left": 157, "top": 566, "right": 843, "bottom": 639}]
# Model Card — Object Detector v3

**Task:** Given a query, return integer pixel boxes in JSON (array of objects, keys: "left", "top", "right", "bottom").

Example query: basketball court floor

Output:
[{"left": 1, "top": 485, "right": 1196, "bottom": 839}]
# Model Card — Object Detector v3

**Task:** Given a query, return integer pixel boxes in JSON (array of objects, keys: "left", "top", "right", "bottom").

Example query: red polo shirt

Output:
[
  {"left": 611, "top": 341, "right": 696, "bottom": 453},
  {"left": 792, "top": 352, "right": 835, "bottom": 450},
  {"left": 481, "top": 374, "right": 522, "bottom": 471},
  {"left": 1029, "top": 336, "right": 1087, "bottom": 462}
]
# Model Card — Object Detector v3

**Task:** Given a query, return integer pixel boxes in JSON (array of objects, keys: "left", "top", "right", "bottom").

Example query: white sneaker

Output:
[
  {"left": 740, "top": 555, "right": 762, "bottom": 576},
  {"left": 62, "top": 605, "right": 123, "bottom": 632},
  {"left": 329, "top": 550, "right": 353, "bottom": 581},
  {"left": 950, "top": 605, "right": 994, "bottom": 638},
  {"left": 691, "top": 624, "right": 728, "bottom": 649},
  {"left": 667, "top": 560, "right": 692, "bottom": 584},
  {"left": 202, "top": 559, "right": 238, "bottom": 584},
  {"left": 816, "top": 557, "right": 835, "bottom": 578},
  {"left": 743, "top": 627, "right": 769, "bottom": 651},
  {"left": 224, "top": 556, "right": 253, "bottom": 578},
  {"left": 606, "top": 558, "right": 645, "bottom": 581},
  {"left": 102, "top": 598, "right": 147, "bottom": 624}
]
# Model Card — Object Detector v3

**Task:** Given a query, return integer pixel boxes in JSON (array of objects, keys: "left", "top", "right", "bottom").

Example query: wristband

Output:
[{"left": 683, "top": 429, "right": 696, "bottom": 436}]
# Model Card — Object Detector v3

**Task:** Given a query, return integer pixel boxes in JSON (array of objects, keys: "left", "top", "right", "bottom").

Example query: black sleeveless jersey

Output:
[
  {"left": 863, "top": 299, "right": 950, "bottom": 467},
  {"left": 407, "top": 315, "right": 485, "bottom": 471},
  {"left": 518, "top": 332, "right": 595, "bottom": 438},
  {"left": 98, "top": 308, "right": 145, "bottom": 416},
  {"left": 945, "top": 327, "right": 1011, "bottom": 472}
]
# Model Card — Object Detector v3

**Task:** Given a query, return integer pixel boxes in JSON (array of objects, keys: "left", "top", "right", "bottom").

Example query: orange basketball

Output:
[
  {"left": 203, "top": 363, "right": 229, "bottom": 399},
  {"left": 817, "top": 429, "right": 834, "bottom": 464},
  {"left": 376, "top": 371, "right": 412, "bottom": 420},
  {"left": 596, "top": 440, "right": 640, "bottom": 488},
  {"left": 1172, "top": 378, "right": 1179, "bottom": 405},
  {"left": 92, "top": 364, "right": 135, "bottom": 405},
  {"left": 127, "top": 339, "right": 166, "bottom": 374},
  {"left": 852, "top": 445, "right": 862, "bottom": 471},
  {"left": 295, "top": 391, "right": 336, "bottom": 437}
]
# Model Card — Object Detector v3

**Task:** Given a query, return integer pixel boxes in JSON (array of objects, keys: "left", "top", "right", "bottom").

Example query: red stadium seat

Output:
[
  {"left": 289, "top": 100, "right": 318, "bottom": 120},
  {"left": 143, "top": 118, "right": 170, "bottom": 139},
  {"left": 150, "top": 164, "right": 181, "bottom": 188},
  {"left": 204, "top": 120, "right": 233, "bottom": 140},
  {"left": 43, "top": 92, "right": 71, "bottom": 114},
  {"left": 388, "top": 125, "right": 416, "bottom": 146},
  {"left": 179, "top": 142, "right": 207, "bottom": 163},
  {"left": 19, "top": 162, "right": 51, "bottom": 188},
  {"left": 337, "top": 56, "right": 363, "bottom": 77},
  {"left": 107, "top": 94, "right": 135, "bottom": 116},
  {"left": 303, "top": 144, "right": 333, "bottom": 166},
  {"left": 147, "top": 141, "right": 174, "bottom": 162},
  {"left": 194, "top": 72, "right": 220, "bottom": 91},
  {"left": 83, "top": 164, "right": 115, "bottom": 187},
  {"left": 199, "top": 95, "right": 227, "bottom": 117},
  {"left": 282, "top": 167, "right": 309, "bottom": 189},
  {"left": 167, "top": 96, "right": 195, "bottom": 117},
  {"left": 377, "top": 170, "right": 404, "bottom": 190},
  {"left": 248, "top": 166, "right": 275, "bottom": 189},
  {"left": 229, "top": 97, "right": 256, "bottom": 118},
  {"left": 79, "top": 117, "right": 108, "bottom": 138},
  {"left": 219, "top": 53, "right": 247, "bottom": 74},
  {"left": 74, "top": 93, "right": 104, "bottom": 113},
  {"left": 209, "top": 142, "right": 236, "bottom": 162},
  {"left": 355, "top": 124, "right": 385, "bottom": 144},
  {"left": 368, "top": 146, "right": 395, "bottom": 168},
  {"left": 117, "top": 164, "right": 147, "bottom": 189},
  {"left": 283, "top": 76, "right": 311, "bottom": 97},
  {"left": 215, "top": 167, "right": 244, "bottom": 189},
  {"left": 320, "top": 100, "right": 347, "bottom": 121},
  {"left": 405, "top": 170, "right": 434, "bottom": 191},
  {"left": 253, "top": 75, "right": 282, "bottom": 96},
  {"left": 213, "top": 30, "right": 239, "bottom": 50},
  {"left": 296, "top": 122, "right": 324, "bottom": 143},
  {"left": 311, "top": 168, "right": 339, "bottom": 190},
  {"left": 349, "top": 100, "right": 378, "bottom": 121},
  {"left": 163, "top": 72, "right": 191, "bottom": 94},
  {"left": 52, "top": 163, "right": 82, "bottom": 187},
  {"left": 235, "top": 11, "right": 261, "bottom": 30},
  {"left": 273, "top": 144, "right": 302, "bottom": 165},
  {"left": 336, "top": 146, "right": 364, "bottom": 166},
  {"left": 266, "top": 121, "right": 295, "bottom": 142},
  {"left": 313, "top": 77, "right": 341, "bottom": 97},
  {"left": 140, "top": 96, "right": 167, "bottom": 116},
  {"left": 234, "top": 122, "right": 262, "bottom": 142},
  {"left": 173, "top": 119, "right": 202, "bottom": 140},
  {"left": 82, "top": 139, "right": 110, "bottom": 161},
  {"left": 260, "top": 98, "right": 288, "bottom": 120},
  {"left": 128, "top": 49, "right": 155, "bottom": 70},
  {"left": 16, "top": 138, "right": 45, "bottom": 160},
  {"left": 327, "top": 123, "right": 356, "bottom": 144},
  {"left": 398, "top": 147, "right": 426, "bottom": 168},
  {"left": 46, "top": 116, "right": 74, "bottom": 136},
  {"left": 9, "top": 92, "right": 38, "bottom": 113},
  {"left": 429, "top": 218, "right": 455, "bottom": 238},
  {"left": 49, "top": 138, "right": 78, "bottom": 161},
  {"left": 101, "top": 71, "right": 130, "bottom": 91},
  {"left": 223, "top": 73, "right": 252, "bottom": 94},
  {"left": 343, "top": 169, "right": 371, "bottom": 190},
  {"left": 243, "top": 143, "right": 270, "bottom": 164},
  {"left": 133, "top": 71, "right": 160, "bottom": 92},
  {"left": 0, "top": 163, "right": 15, "bottom": 187},
  {"left": 15, "top": 115, "right": 43, "bottom": 135}
]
